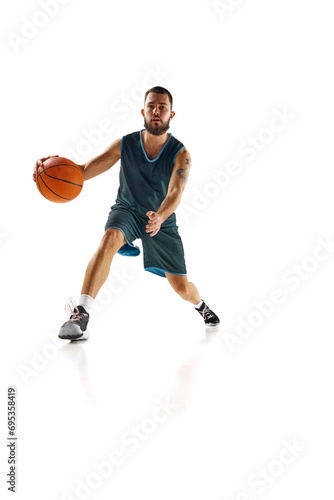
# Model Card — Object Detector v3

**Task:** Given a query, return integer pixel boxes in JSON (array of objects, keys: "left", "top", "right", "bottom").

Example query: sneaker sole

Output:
[{"left": 58, "top": 333, "right": 84, "bottom": 340}]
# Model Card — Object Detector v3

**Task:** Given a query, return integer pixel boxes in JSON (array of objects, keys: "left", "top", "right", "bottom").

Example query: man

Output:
[{"left": 33, "top": 86, "right": 219, "bottom": 340}]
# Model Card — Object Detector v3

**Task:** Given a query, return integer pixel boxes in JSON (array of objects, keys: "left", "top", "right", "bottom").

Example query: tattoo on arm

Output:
[
  {"left": 93, "top": 152, "right": 114, "bottom": 165},
  {"left": 174, "top": 157, "right": 191, "bottom": 184},
  {"left": 175, "top": 167, "right": 189, "bottom": 184}
]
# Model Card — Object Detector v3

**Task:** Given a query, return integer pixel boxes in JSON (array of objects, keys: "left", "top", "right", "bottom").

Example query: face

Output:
[{"left": 141, "top": 93, "right": 175, "bottom": 136}]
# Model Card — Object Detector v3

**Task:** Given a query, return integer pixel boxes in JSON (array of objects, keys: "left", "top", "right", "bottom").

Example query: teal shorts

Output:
[{"left": 104, "top": 202, "right": 187, "bottom": 278}]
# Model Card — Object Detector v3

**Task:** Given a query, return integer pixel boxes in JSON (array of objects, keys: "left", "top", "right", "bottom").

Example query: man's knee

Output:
[{"left": 100, "top": 228, "right": 126, "bottom": 253}]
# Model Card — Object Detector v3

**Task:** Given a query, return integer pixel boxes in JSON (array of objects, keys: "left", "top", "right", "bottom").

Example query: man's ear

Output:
[
  {"left": 170, "top": 111, "right": 175, "bottom": 120},
  {"left": 141, "top": 109, "right": 145, "bottom": 117}
]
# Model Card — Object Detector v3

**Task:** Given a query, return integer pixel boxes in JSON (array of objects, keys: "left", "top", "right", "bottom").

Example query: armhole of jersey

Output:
[
  {"left": 172, "top": 145, "right": 185, "bottom": 166},
  {"left": 120, "top": 136, "right": 124, "bottom": 155}
]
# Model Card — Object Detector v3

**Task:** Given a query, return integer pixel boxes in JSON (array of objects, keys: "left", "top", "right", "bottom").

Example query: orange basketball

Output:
[{"left": 36, "top": 157, "right": 84, "bottom": 203}]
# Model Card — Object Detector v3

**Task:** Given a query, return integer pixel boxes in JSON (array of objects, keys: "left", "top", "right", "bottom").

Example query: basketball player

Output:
[{"left": 33, "top": 87, "right": 219, "bottom": 340}]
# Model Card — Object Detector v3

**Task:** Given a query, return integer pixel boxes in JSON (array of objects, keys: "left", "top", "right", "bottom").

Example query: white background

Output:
[{"left": 1, "top": 0, "right": 334, "bottom": 499}]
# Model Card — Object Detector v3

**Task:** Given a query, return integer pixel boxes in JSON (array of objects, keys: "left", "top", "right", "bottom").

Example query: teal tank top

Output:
[{"left": 115, "top": 130, "right": 185, "bottom": 218}]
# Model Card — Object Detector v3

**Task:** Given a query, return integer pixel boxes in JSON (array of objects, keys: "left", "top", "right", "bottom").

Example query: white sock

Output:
[
  {"left": 195, "top": 299, "right": 204, "bottom": 309},
  {"left": 78, "top": 294, "right": 94, "bottom": 313}
]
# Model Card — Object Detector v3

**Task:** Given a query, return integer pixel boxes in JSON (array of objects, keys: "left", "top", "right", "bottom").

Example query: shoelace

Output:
[
  {"left": 64, "top": 297, "right": 87, "bottom": 320},
  {"left": 201, "top": 304, "right": 214, "bottom": 320}
]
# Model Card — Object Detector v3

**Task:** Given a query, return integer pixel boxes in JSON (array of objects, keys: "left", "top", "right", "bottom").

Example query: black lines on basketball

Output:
[
  {"left": 39, "top": 172, "right": 72, "bottom": 201},
  {"left": 42, "top": 169, "right": 83, "bottom": 188}
]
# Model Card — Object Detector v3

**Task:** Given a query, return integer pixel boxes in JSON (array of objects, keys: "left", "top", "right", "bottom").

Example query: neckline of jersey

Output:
[{"left": 139, "top": 129, "right": 172, "bottom": 163}]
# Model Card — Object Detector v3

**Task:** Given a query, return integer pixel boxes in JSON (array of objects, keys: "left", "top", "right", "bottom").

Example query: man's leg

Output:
[
  {"left": 59, "top": 228, "right": 126, "bottom": 340},
  {"left": 165, "top": 273, "right": 201, "bottom": 305},
  {"left": 81, "top": 228, "right": 126, "bottom": 299},
  {"left": 165, "top": 273, "right": 220, "bottom": 325}
]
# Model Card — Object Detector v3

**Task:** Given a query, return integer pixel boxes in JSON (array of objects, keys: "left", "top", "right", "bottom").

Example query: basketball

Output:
[{"left": 36, "top": 157, "right": 84, "bottom": 203}]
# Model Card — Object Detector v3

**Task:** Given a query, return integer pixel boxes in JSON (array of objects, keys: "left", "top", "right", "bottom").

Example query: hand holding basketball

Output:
[
  {"left": 33, "top": 155, "right": 59, "bottom": 182},
  {"left": 34, "top": 156, "right": 84, "bottom": 203}
]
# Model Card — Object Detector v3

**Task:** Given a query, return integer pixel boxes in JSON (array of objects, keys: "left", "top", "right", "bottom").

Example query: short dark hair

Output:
[{"left": 144, "top": 86, "right": 173, "bottom": 109}]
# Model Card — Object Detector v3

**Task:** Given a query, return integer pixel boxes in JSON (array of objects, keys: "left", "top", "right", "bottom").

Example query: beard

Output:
[{"left": 143, "top": 117, "right": 170, "bottom": 136}]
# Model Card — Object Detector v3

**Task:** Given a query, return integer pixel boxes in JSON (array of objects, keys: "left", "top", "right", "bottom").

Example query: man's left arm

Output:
[{"left": 146, "top": 148, "right": 191, "bottom": 237}]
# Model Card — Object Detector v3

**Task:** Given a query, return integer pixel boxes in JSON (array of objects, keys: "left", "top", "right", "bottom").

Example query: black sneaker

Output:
[
  {"left": 59, "top": 299, "right": 90, "bottom": 340},
  {"left": 196, "top": 301, "right": 220, "bottom": 326}
]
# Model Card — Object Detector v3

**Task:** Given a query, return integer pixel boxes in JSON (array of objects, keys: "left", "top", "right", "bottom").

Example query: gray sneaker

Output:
[{"left": 59, "top": 299, "right": 90, "bottom": 340}]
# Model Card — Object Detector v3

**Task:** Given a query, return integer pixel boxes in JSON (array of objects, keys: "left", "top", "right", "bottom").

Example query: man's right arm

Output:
[
  {"left": 78, "top": 138, "right": 122, "bottom": 181},
  {"left": 33, "top": 138, "right": 122, "bottom": 182}
]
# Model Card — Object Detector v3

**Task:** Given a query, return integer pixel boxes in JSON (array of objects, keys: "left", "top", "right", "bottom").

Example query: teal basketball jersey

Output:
[{"left": 116, "top": 130, "right": 185, "bottom": 218}]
